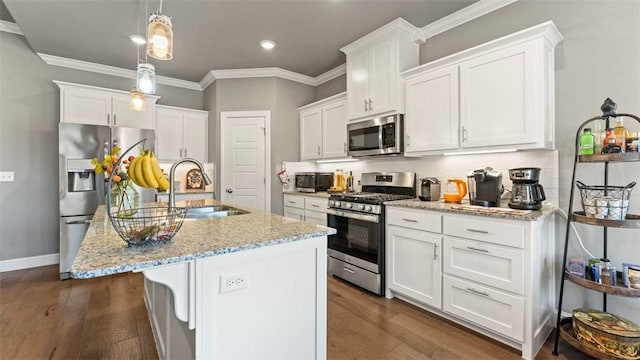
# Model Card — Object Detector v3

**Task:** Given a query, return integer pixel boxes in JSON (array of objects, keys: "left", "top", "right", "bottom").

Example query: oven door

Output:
[{"left": 327, "top": 208, "right": 381, "bottom": 273}]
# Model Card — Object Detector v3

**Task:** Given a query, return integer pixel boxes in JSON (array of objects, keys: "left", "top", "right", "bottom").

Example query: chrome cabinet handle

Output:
[
  {"left": 368, "top": 98, "right": 372, "bottom": 111},
  {"left": 184, "top": 148, "right": 187, "bottom": 157},
  {"left": 466, "top": 246, "right": 489, "bottom": 253},
  {"left": 179, "top": 148, "right": 183, "bottom": 158},
  {"left": 466, "top": 288, "right": 490, "bottom": 297},
  {"left": 344, "top": 142, "right": 347, "bottom": 152},
  {"left": 299, "top": 214, "right": 304, "bottom": 220},
  {"left": 434, "top": 243, "right": 438, "bottom": 261},
  {"left": 113, "top": 114, "right": 117, "bottom": 126},
  {"left": 343, "top": 266, "right": 356, "bottom": 274},
  {"left": 107, "top": 113, "right": 110, "bottom": 125},
  {"left": 226, "top": 188, "right": 233, "bottom": 193},
  {"left": 462, "top": 126, "right": 468, "bottom": 142},
  {"left": 317, "top": 146, "right": 320, "bottom": 155},
  {"left": 466, "top": 228, "right": 489, "bottom": 234},
  {"left": 364, "top": 99, "right": 368, "bottom": 112},
  {"left": 311, "top": 204, "right": 320, "bottom": 208},
  {"left": 402, "top": 218, "right": 418, "bottom": 223},
  {"left": 406, "top": 135, "right": 410, "bottom": 147},
  {"left": 287, "top": 201, "right": 296, "bottom": 204}
]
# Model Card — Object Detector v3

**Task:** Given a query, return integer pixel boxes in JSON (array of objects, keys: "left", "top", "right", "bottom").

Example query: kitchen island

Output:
[{"left": 72, "top": 199, "right": 335, "bottom": 360}]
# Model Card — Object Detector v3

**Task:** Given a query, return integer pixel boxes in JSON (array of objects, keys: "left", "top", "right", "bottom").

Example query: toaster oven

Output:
[{"left": 295, "top": 172, "right": 334, "bottom": 193}]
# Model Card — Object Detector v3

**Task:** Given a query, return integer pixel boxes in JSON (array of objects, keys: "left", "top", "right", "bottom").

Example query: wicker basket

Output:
[
  {"left": 110, "top": 207, "right": 187, "bottom": 246},
  {"left": 577, "top": 181, "right": 635, "bottom": 220}
]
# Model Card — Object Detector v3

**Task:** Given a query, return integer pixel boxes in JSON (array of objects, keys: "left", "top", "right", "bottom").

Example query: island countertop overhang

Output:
[{"left": 71, "top": 199, "right": 336, "bottom": 279}]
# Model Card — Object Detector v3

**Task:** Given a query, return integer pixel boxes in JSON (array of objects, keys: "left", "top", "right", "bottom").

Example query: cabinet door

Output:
[
  {"left": 156, "top": 109, "right": 184, "bottom": 161},
  {"left": 183, "top": 112, "right": 208, "bottom": 162},
  {"left": 300, "top": 108, "right": 323, "bottom": 160},
  {"left": 61, "top": 88, "right": 111, "bottom": 125},
  {"left": 304, "top": 209, "right": 327, "bottom": 226},
  {"left": 321, "top": 99, "right": 348, "bottom": 158},
  {"left": 405, "top": 65, "right": 459, "bottom": 153},
  {"left": 111, "top": 94, "right": 154, "bottom": 129},
  {"left": 368, "top": 37, "right": 396, "bottom": 115},
  {"left": 283, "top": 206, "right": 305, "bottom": 221},
  {"left": 387, "top": 225, "right": 442, "bottom": 308},
  {"left": 346, "top": 51, "right": 369, "bottom": 120},
  {"left": 459, "top": 42, "right": 536, "bottom": 149}
]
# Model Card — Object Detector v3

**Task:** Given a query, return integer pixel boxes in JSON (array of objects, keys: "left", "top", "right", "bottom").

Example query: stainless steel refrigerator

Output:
[{"left": 58, "top": 123, "right": 155, "bottom": 279}]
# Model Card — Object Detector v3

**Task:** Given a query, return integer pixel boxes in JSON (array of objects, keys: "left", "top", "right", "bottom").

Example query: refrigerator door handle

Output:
[{"left": 65, "top": 220, "right": 92, "bottom": 225}]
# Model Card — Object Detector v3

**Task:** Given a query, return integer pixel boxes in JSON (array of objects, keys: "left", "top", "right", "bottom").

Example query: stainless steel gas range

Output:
[{"left": 327, "top": 172, "right": 416, "bottom": 295}]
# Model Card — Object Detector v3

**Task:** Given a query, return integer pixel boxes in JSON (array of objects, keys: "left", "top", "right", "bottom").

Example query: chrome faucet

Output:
[{"left": 168, "top": 158, "right": 212, "bottom": 208}]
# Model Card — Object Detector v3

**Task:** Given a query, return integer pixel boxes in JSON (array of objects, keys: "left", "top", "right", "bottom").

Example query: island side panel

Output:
[{"left": 196, "top": 236, "right": 328, "bottom": 359}]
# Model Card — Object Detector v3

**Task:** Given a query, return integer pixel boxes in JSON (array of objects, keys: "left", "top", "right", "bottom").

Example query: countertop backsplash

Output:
[{"left": 316, "top": 150, "right": 560, "bottom": 206}]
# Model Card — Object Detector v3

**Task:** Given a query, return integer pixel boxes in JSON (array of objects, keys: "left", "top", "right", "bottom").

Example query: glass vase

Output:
[{"left": 110, "top": 180, "right": 139, "bottom": 217}]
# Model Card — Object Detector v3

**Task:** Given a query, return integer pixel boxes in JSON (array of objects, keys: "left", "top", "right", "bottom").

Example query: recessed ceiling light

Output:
[
  {"left": 129, "top": 34, "right": 146, "bottom": 45},
  {"left": 260, "top": 40, "right": 276, "bottom": 50}
]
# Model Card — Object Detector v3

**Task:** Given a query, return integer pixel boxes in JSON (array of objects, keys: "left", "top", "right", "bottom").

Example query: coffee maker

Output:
[
  {"left": 508, "top": 167, "right": 546, "bottom": 210},
  {"left": 466, "top": 167, "right": 503, "bottom": 207}
]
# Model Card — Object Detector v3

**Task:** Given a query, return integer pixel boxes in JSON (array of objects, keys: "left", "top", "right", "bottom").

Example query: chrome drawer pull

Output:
[
  {"left": 466, "top": 288, "right": 490, "bottom": 297},
  {"left": 287, "top": 201, "right": 296, "bottom": 204},
  {"left": 402, "top": 218, "right": 418, "bottom": 223},
  {"left": 311, "top": 204, "right": 320, "bottom": 208},
  {"left": 343, "top": 267, "right": 356, "bottom": 274},
  {"left": 434, "top": 243, "right": 439, "bottom": 261},
  {"left": 466, "top": 228, "right": 489, "bottom": 234},
  {"left": 466, "top": 246, "right": 489, "bottom": 253}
]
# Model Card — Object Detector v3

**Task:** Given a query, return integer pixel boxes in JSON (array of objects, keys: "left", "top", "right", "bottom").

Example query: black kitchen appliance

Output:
[
  {"left": 508, "top": 167, "right": 546, "bottom": 210},
  {"left": 466, "top": 167, "right": 503, "bottom": 207},
  {"left": 420, "top": 177, "right": 440, "bottom": 201},
  {"left": 295, "top": 172, "right": 334, "bottom": 193},
  {"left": 327, "top": 172, "right": 416, "bottom": 295}
]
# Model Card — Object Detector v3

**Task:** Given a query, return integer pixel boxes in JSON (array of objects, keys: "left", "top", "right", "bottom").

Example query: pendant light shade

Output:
[
  {"left": 147, "top": 12, "right": 173, "bottom": 60},
  {"left": 130, "top": 88, "right": 146, "bottom": 111},
  {"left": 136, "top": 62, "right": 156, "bottom": 94}
]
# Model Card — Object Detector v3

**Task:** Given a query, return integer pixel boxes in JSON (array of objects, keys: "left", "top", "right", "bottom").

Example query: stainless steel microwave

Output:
[
  {"left": 295, "top": 172, "right": 334, "bottom": 193},
  {"left": 347, "top": 114, "right": 403, "bottom": 157}
]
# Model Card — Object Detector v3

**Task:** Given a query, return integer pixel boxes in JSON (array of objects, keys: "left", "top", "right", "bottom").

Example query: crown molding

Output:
[
  {"left": 341, "top": 18, "right": 418, "bottom": 54},
  {"left": 210, "top": 68, "right": 316, "bottom": 86},
  {"left": 37, "top": 53, "right": 202, "bottom": 91},
  {"left": 0, "top": 20, "right": 23, "bottom": 35},
  {"left": 416, "top": 0, "right": 519, "bottom": 42},
  {"left": 314, "top": 64, "right": 346, "bottom": 85}
]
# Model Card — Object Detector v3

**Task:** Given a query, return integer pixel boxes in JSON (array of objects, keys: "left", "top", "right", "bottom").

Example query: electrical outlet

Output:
[
  {"left": 220, "top": 271, "right": 249, "bottom": 294},
  {"left": 0, "top": 172, "right": 14, "bottom": 182}
]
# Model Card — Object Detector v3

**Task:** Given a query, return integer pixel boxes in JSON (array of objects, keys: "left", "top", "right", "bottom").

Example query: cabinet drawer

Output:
[
  {"left": 443, "top": 237, "right": 524, "bottom": 295},
  {"left": 305, "top": 197, "right": 328, "bottom": 212},
  {"left": 386, "top": 207, "right": 441, "bottom": 233},
  {"left": 284, "top": 207, "right": 305, "bottom": 221},
  {"left": 283, "top": 195, "right": 305, "bottom": 209},
  {"left": 443, "top": 274, "right": 524, "bottom": 342},
  {"left": 443, "top": 215, "right": 524, "bottom": 248}
]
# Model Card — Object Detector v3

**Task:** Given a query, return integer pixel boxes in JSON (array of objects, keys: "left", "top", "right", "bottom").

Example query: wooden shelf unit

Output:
[
  {"left": 572, "top": 212, "right": 640, "bottom": 228},
  {"left": 565, "top": 271, "right": 640, "bottom": 298}
]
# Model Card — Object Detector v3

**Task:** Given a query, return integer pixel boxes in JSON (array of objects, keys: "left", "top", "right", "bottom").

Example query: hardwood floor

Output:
[{"left": 1, "top": 265, "right": 588, "bottom": 359}]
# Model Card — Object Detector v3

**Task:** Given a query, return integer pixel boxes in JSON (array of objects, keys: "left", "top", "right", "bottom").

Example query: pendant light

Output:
[
  {"left": 147, "top": 0, "right": 173, "bottom": 60},
  {"left": 136, "top": 62, "right": 156, "bottom": 94},
  {"left": 130, "top": 88, "right": 146, "bottom": 111}
]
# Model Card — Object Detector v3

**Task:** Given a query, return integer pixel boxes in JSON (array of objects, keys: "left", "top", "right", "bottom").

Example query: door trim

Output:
[{"left": 220, "top": 110, "right": 271, "bottom": 212}]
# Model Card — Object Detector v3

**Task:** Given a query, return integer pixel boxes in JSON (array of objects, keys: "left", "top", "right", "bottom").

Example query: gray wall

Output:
[
  {"left": 421, "top": 0, "right": 640, "bottom": 322},
  {"left": 0, "top": 31, "right": 203, "bottom": 261},
  {"left": 314, "top": 74, "right": 346, "bottom": 101},
  {"left": 204, "top": 77, "right": 314, "bottom": 215}
]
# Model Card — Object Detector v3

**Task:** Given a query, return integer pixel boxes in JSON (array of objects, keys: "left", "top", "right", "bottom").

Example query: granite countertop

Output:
[
  {"left": 385, "top": 199, "right": 556, "bottom": 221},
  {"left": 71, "top": 199, "right": 336, "bottom": 279},
  {"left": 284, "top": 191, "right": 332, "bottom": 199}
]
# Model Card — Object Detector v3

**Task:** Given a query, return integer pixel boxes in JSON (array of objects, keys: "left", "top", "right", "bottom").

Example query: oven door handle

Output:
[{"left": 327, "top": 208, "right": 379, "bottom": 223}]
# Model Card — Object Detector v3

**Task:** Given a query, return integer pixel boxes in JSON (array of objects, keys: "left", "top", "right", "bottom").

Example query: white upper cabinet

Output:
[
  {"left": 299, "top": 93, "right": 348, "bottom": 161},
  {"left": 341, "top": 19, "right": 419, "bottom": 121},
  {"left": 402, "top": 21, "right": 562, "bottom": 156},
  {"left": 55, "top": 81, "right": 159, "bottom": 129},
  {"left": 156, "top": 105, "right": 208, "bottom": 163}
]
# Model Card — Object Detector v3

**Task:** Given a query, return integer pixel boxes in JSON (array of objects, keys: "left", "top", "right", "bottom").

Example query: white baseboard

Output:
[{"left": 0, "top": 253, "right": 59, "bottom": 273}]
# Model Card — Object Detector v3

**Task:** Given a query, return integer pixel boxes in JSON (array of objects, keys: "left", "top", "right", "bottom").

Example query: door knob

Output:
[{"left": 226, "top": 188, "right": 233, "bottom": 193}]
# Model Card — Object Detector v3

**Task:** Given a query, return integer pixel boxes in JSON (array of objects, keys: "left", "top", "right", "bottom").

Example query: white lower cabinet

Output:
[
  {"left": 385, "top": 206, "right": 555, "bottom": 360},
  {"left": 283, "top": 194, "right": 327, "bottom": 225}
]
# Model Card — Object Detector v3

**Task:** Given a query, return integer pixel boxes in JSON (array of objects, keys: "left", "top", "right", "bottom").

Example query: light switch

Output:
[{"left": 0, "top": 172, "right": 14, "bottom": 182}]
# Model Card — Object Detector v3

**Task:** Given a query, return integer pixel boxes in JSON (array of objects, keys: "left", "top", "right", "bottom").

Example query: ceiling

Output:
[{"left": 3, "top": 0, "right": 476, "bottom": 83}]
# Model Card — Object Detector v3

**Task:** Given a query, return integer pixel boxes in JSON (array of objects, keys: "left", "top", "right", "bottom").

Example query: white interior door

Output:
[{"left": 221, "top": 111, "right": 269, "bottom": 212}]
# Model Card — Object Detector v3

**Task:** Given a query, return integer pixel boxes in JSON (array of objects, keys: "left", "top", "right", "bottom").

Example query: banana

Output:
[
  {"left": 133, "top": 153, "right": 150, "bottom": 188},
  {"left": 149, "top": 152, "right": 170, "bottom": 191},
  {"left": 127, "top": 156, "right": 142, "bottom": 186},
  {"left": 141, "top": 151, "right": 160, "bottom": 189}
]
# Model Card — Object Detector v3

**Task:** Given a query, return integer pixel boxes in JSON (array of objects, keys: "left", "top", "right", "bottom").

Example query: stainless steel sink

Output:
[{"left": 184, "top": 205, "right": 249, "bottom": 219}]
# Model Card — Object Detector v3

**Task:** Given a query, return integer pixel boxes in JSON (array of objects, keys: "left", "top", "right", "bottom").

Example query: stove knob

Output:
[
  {"left": 345, "top": 203, "right": 352, "bottom": 209},
  {"left": 358, "top": 204, "right": 365, "bottom": 211},
  {"left": 328, "top": 200, "right": 334, "bottom": 207},
  {"left": 334, "top": 201, "right": 341, "bottom": 207},
  {"left": 365, "top": 206, "right": 373, "bottom": 212}
]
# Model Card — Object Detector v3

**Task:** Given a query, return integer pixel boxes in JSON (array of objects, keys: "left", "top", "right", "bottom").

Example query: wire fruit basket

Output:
[
  {"left": 576, "top": 181, "right": 635, "bottom": 220},
  {"left": 110, "top": 207, "right": 187, "bottom": 246}
]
